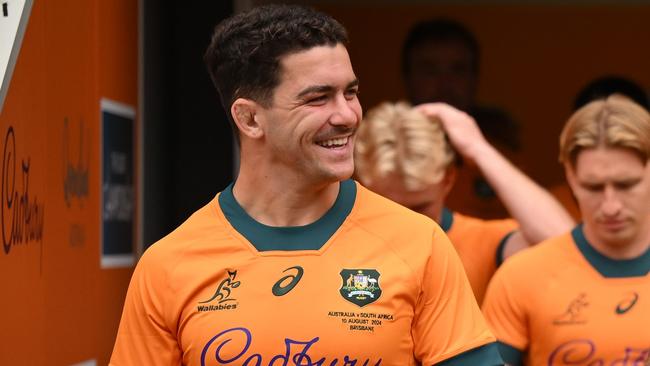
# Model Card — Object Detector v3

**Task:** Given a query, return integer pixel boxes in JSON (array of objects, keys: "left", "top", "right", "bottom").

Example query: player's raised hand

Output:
[{"left": 415, "top": 102, "right": 489, "bottom": 161}]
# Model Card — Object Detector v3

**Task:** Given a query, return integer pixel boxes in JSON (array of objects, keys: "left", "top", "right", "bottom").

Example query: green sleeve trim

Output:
[
  {"left": 434, "top": 342, "right": 504, "bottom": 366},
  {"left": 495, "top": 231, "right": 516, "bottom": 267},
  {"left": 497, "top": 341, "right": 523, "bottom": 366},
  {"left": 440, "top": 206, "right": 454, "bottom": 232}
]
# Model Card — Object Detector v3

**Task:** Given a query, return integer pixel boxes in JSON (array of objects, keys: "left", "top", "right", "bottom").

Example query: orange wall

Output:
[
  {"left": 316, "top": 3, "right": 650, "bottom": 186},
  {"left": 0, "top": 0, "right": 137, "bottom": 364}
]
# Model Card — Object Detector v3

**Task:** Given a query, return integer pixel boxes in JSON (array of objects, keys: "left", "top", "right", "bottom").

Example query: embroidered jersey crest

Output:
[{"left": 339, "top": 269, "right": 381, "bottom": 307}]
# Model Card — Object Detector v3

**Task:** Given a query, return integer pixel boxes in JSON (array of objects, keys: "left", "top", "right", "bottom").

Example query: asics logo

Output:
[
  {"left": 615, "top": 292, "right": 639, "bottom": 315},
  {"left": 272, "top": 266, "right": 303, "bottom": 296}
]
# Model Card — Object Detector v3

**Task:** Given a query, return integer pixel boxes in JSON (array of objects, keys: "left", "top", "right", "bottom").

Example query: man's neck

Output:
[
  {"left": 583, "top": 223, "right": 650, "bottom": 260},
  {"left": 232, "top": 172, "right": 341, "bottom": 227}
]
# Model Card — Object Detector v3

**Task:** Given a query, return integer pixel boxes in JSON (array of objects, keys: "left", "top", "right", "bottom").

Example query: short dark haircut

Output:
[
  {"left": 574, "top": 75, "right": 649, "bottom": 112},
  {"left": 204, "top": 4, "right": 348, "bottom": 122},
  {"left": 401, "top": 18, "right": 479, "bottom": 76}
]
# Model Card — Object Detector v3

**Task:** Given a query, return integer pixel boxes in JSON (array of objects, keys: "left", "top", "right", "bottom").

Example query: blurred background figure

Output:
[
  {"left": 552, "top": 75, "right": 650, "bottom": 220},
  {"left": 482, "top": 95, "right": 650, "bottom": 365},
  {"left": 355, "top": 101, "right": 573, "bottom": 304},
  {"left": 574, "top": 75, "right": 649, "bottom": 111},
  {"left": 401, "top": 18, "right": 522, "bottom": 219}
]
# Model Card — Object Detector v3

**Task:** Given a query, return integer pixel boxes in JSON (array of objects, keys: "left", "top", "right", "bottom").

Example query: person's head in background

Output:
[
  {"left": 401, "top": 18, "right": 479, "bottom": 110},
  {"left": 560, "top": 94, "right": 650, "bottom": 259},
  {"left": 355, "top": 101, "right": 456, "bottom": 222},
  {"left": 574, "top": 75, "right": 649, "bottom": 112}
]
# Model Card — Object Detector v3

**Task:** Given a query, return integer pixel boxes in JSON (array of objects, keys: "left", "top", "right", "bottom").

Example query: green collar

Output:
[
  {"left": 219, "top": 180, "right": 356, "bottom": 251},
  {"left": 572, "top": 224, "right": 650, "bottom": 278},
  {"left": 440, "top": 207, "right": 454, "bottom": 232}
]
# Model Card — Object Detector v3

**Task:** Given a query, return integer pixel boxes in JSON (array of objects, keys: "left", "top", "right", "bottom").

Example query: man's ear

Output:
[
  {"left": 231, "top": 98, "right": 263, "bottom": 139},
  {"left": 564, "top": 163, "right": 578, "bottom": 195}
]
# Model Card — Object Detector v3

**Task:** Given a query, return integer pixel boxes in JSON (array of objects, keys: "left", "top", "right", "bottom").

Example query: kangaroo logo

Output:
[
  {"left": 200, "top": 270, "right": 241, "bottom": 304},
  {"left": 553, "top": 293, "right": 589, "bottom": 325}
]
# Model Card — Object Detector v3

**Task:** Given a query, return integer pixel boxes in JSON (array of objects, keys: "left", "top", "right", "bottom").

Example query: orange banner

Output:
[{"left": 0, "top": 0, "right": 137, "bottom": 364}]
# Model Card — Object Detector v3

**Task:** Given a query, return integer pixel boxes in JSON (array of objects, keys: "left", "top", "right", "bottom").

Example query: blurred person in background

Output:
[
  {"left": 482, "top": 95, "right": 650, "bottom": 365},
  {"left": 402, "top": 18, "right": 523, "bottom": 219},
  {"left": 355, "top": 101, "right": 573, "bottom": 304},
  {"left": 552, "top": 75, "right": 650, "bottom": 220}
]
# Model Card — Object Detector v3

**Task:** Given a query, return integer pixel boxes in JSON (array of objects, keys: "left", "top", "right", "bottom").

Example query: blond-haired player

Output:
[
  {"left": 482, "top": 95, "right": 650, "bottom": 365},
  {"left": 355, "top": 102, "right": 574, "bottom": 304}
]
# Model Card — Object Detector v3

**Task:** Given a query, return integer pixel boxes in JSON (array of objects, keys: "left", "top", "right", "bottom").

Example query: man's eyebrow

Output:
[
  {"left": 296, "top": 79, "right": 359, "bottom": 98},
  {"left": 346, "top": 79, "right": 360, "bottom": 89},
  {"left": 297, "top": 85, "right": 334, "bottom": 98}
]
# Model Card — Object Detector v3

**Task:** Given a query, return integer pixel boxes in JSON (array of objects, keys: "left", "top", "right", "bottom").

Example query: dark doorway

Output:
[{"left": 143, "top": 1, "right": 234, "bottom": 249}]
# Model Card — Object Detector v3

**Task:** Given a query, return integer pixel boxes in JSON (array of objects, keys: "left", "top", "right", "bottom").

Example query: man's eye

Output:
[
  {"left": 615, "top": 180, "right": 639, "bottom": 190},
  {"left": 344, "top": 89, "right": 359, "bottom": 100},
  {"left": 583, "top": 184, "right": 604, "bottom": 192},
  {"left": 307, "top": 95, "right": 328, "bottom": 104}
]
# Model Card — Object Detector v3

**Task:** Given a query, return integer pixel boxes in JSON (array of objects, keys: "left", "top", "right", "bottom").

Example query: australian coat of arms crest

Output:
[{"left": 339, "top": 269, "right": 382, "bottom": 307}]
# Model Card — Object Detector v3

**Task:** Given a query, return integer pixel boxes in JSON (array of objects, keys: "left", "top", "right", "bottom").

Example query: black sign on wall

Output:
[{"left": 101, "top": 99, "right": 135, "bottom": 268}]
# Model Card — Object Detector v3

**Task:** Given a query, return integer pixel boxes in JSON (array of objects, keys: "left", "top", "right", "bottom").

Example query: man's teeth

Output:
[{"left": 317, "top": 137, "right": 347, "bottom": 147}]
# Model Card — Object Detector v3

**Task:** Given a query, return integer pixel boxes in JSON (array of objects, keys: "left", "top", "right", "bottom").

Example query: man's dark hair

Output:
[
  {"left": 574, "top": 75, "right": 649, "bottom": 112},
  {"left": 401, "top": 18, "right": 479, "bottom": 76},
  {"left": 204, "top": 4, "right": 348, "bottom": 124}
]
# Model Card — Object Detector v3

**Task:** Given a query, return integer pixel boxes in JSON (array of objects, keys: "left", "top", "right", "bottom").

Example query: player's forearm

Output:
[{"left": 470, "top": 142, "right": 574, "bottom": 244}]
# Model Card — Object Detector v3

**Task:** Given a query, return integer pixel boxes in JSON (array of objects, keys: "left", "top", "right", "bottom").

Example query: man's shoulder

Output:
[
  {"left": 142, "top": 195, "right": 227, "bottom": 262},
  {"left": 353, "top": 182, "right": 436, "bottom": 229},
  {"left": 500, "top": 231, "right": 574, "bottom": 274},
  {"left": 453, "top": 211, "right": 517, "bottom": 231},
  {"left": 351, "top": 182, "right": 445, "bottom": 255}
]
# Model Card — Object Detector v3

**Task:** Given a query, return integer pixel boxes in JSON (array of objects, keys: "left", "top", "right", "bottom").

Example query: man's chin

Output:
[{"left": 599, "top": 229, "right": 634, "bottom": 248}]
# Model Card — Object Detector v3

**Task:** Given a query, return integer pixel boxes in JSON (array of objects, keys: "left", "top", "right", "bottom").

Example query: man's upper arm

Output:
[
  {"left": 413, "top": 225, "right": 503, "bottom": 365},
  {"left": 481, "top": 262, "right": 529, "bottom": 365}
]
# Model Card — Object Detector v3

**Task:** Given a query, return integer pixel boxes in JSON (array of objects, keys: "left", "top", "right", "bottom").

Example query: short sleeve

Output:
[
  {"left": 481, "top": 261, "right": 529, "bottom": 359},
  {"left": 109, "top": 251, "right": 182, "bottom": 365},
  {"left": 486, "top": 219, "right": 519, "bottom": 265},
  {"left": 413, "top": 225, "right": 500, "bottom": 365}
]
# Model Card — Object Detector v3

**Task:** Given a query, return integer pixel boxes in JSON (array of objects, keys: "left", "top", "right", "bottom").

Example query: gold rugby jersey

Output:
[
  {"left": 483, "top": 225, "right": 650, "bottom": 366},
  {"left": 111, "top": 180, "right": 502, "bottom": 365},
  {"left": 442, "top": 208, "right": 517, "bottom": 305}
]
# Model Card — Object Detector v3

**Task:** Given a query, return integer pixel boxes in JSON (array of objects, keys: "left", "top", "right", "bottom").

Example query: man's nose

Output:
[
  {"left": 601, "top": 186, "right": 623, "bottom": 217},
  {"left": 329, "top": 94, "right": 359, "bottom": 127}
]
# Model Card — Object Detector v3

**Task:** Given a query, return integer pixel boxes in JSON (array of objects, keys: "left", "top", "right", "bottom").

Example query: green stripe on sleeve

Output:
[
  {"left": 434, "top": 342, "right": 504, "bottom": 366},
  {"left": 496, "top": 231, "right": 516, "bottom": 267}
]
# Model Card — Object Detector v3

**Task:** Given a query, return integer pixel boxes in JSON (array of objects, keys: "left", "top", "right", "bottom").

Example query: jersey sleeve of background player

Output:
[
  {"left": 490, "top": 218, "right": 518, "bottom": 266},
  {"left": 413, "top": 225, "right": 503, "bottom": 366},
  {"left": 109, "top": 250, "right": 182, "bottom": 365},
  {"left": 481, "top": 261, "right": 529, "bottom": 365}
]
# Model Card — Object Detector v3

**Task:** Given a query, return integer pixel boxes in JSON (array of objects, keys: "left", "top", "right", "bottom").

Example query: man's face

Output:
[
  {"left": 567, "top": 147, "right": 650, "bottom": 253},
  {"left": 404, "top": 40, "right": 476, "bottom": 110},
  {"left": 255, "top": 44, "right": 362, "bottom": 185}
]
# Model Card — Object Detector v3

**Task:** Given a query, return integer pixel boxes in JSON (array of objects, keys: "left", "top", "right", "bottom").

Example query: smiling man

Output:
[
  {"left": 482, "top": 95, "right": 650, "bottom": 365},
  {"left": 110, "top": 4, "right": 502, "bottom": 365}
]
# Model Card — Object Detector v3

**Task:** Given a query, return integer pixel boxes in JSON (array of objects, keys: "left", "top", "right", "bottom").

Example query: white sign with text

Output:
[{"left": 0, "top": 0, "right": 32, "bottom": 114}]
